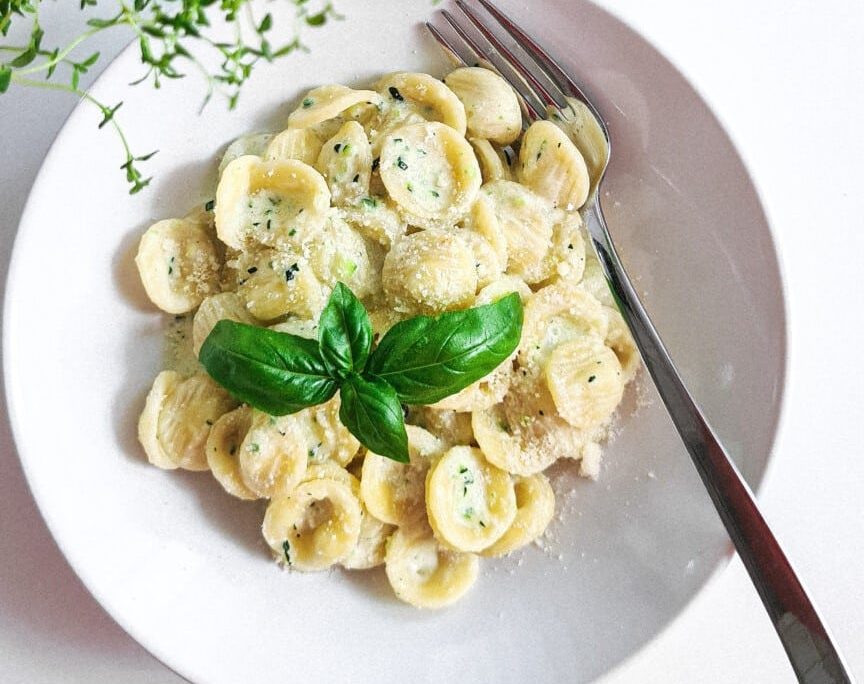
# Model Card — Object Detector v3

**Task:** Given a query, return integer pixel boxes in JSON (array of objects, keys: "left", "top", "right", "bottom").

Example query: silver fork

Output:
[{"left": 427, "top": 3, "right": 852, "bottom": 682}]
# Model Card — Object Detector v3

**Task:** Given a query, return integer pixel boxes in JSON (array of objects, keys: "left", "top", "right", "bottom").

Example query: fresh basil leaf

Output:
[
  {"left": 338, "top": 374, "right": 409, "bottom": 463},
  {"left": 318, "top": 282, "right": 372, "bottom": 378},
  {"left": 365, "top": 293, "right": 523, "bottom": 405},
  {"left": 199, "top": 320, "right": 337, "bottom": 415}
]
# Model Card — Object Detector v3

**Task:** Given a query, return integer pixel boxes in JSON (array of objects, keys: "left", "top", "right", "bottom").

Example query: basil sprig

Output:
[{"left": 199, "top": 283, "right": 523, "bottom": 463}]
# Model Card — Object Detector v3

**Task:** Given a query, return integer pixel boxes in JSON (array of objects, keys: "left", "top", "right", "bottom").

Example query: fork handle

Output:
[{"left": 585, "top": 201, "right": 852, "bottom": 683}]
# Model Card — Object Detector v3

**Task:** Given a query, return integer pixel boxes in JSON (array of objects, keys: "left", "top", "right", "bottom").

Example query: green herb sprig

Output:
[
  {"left": 199, "top": 283, "right": 524, "bottom": 463},
  {"left": 0, "top": 0, "right": 340, "bottom": 194}
]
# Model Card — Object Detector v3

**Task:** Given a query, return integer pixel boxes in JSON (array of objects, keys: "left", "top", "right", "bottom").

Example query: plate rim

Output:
[{"left": 1, "top": 2, "right": 789, "bottom": 681}]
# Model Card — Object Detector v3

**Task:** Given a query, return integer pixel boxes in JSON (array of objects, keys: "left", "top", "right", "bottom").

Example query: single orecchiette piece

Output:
[
  {"left": 360, "top": 425, "right": 445, "bottom": 526},
  {"left": 215, "top": 156, "right": 330, "bottom": 251},
  {"left": 384, "top": 519, "right": 479, "bottom": 609},
  {"left": 377, "top": 72, "right": 467, "bottom": 135},
  {"left": 138, "top": 370, "right": 182, "bottom": 470},
  {"left": 287, "top": 84, "right": 382, "bottom": 129},
  {"left": 153, "top": 372, "right": 238, "bottom": 471},
  {"left": 218, "top": 132, "right": 275, "bottom": 177},
  {"left": 481, "top": 180, "right": 554, "bottom": 284},
  {"left": 340, "top": 196, "right": 406, "bottom": 249},
  {"left": 426, "top": 446, "right": 517, "bottom": 553},
  {"left": 236, "top": 250, "right": 326, "bottom": 321},
  {"left": 545, "top": 337, "right": 624, "bottom": 431},
  {"left": 379, "top": 122, "right": 481, "bottom": 228},
  {"left": 239, "top": 410, "right": 309, "bottom": 498},
  {"left": 482, "top": 474, "right": 555, "bottom": 557},
  {"left": 315, "top": 121, "right": 372, "bottom": 206},
  {"left": 382, "top": 228, "right": 477, "bottom": 314},
  {"left": 135, "top": 215, "right": 221, "bottom": 314},
  {"left": 264, "top": 127, "right": 323, "bottom": 165},
  {"left": 518, "top": 120, "right": 590, "bottom": 211},
  {"left": 468, "top": 137, "right": 513, "bottom": 183},
  {"left": 306, "top": 211, "right": 377, "bottom": 299},
  {"left": 192, "top": 292, "right": 257, "bottom": 357},
  {"left": 444, "top": 67, "right": 521, "bottom": 144},
  {"left": 519, "top": 281, "right": 609, "bottom": 371},
  {"left": 206, "top": 405, "right": 258, "bottom": 500},
  {"left": 262, "top": 478, "right": 362, "bottom": 571}
]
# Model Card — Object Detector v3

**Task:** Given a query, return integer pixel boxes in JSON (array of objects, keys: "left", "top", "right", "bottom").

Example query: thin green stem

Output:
[{"left": 14, "top": 25, "right": 107, "bottom": 76}]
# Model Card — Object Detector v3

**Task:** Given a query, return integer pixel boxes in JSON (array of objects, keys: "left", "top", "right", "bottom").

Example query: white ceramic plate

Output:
[{"left": 3, "top": 1, "right": 786, "bottom": 682}]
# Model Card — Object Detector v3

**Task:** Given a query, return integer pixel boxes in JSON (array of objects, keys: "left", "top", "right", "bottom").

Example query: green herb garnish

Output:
[
  {"left": 0, "top": 1, "right": 341, "bottom": 194},
  {"left": 199, "top": 284, "right": 523, "bottom": 462}
]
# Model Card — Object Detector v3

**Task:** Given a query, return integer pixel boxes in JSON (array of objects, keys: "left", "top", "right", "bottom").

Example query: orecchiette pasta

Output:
[
  {"left": 377, "top": 72, "right": 467, "bottom": 135},
  {"left": 306, "top": 211, "right": 378, "bottom": 298},
  {"left": 382, "top": 228, "right": 477, "bottom": 314},
  {"left": 215, "top": 156, "right": 331, "bottom": 251},
  {"left": 316, "top": 121, "right": 373, "bottom": 206},
  {"left": 139, "top": 370, "right": 183, "bottom": 470},
  {"left": 518, "top": 120, "right": 590, "bottom": 211},
  {"left": 262, "top": 478, "right": 362, "bottom": 571},
  {"left": 384, "top": 520, "right": 479, "bottom": 609},
  {"left": 219, "top": 132, "right": 276, "bottom": 177},
  {"left": 155, "top": 372, "right": 238, "bottom": 471},
  {"left": 548, "top": 97, "right": 609, "bottom": 195},
  {"left": 379, "top": 122, "right": 481, "bottom": 228},
  {"left": 481, "top": 180, "right": 555, "bottom": 284},
  {"left": 301, "top": 462, "right": 394, "bottom": 570},
  {"left": 135, "top": 215, "right": 221, "bottom": 314},
  {"left": 425, "top": 446, "right": 517, "bottom": 553},
  {"left": 481, "top": 474, "right": 555, "bottom": 557},
  {"left": 206, "top": 405, "right": 258, "bottom": 500},
  {"left": 239, "top": 410, "right": 309, "bottom": 498},
  {"left": 468, "top": 137, "right": 512, "bottom": 183},
  {"left": 519, "top": 281, "right": 609, "bottom": 371},
  {"left": 236, "top": 249, "right": 326, "bottom": 321},
  {"left": 444, "top": 67, "right": 521, "bottom": 144},
  {"left": 340, "top": 196, "right": 406, "bottom": 249},
  {"left": 545, "top": 338, "right": 624, "bottom": 431},
  {"left": 414, "top": 408, "right": 475, "bottom": 447},
  {"left": 137, "top": 68, "right": 641, "bottom": 609},
  {"left": 361, "top": 425, "right": 445, "bottom": 526},
  {"left": 287, "top": 84, "right": 382, "bottom": 130}
]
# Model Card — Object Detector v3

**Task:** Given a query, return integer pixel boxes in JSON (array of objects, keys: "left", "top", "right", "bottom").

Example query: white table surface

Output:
[{"left": 1, "top": 1, "right": 861, "bottom": 682}]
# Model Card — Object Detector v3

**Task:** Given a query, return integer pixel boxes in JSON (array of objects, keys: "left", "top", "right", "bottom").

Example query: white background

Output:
[{"left": 1, "top": 1, "right": 861, "bottom": 682}]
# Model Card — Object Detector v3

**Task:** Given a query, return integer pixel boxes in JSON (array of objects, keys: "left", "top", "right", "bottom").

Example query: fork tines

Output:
[{"left": 426, "top": 0, "right": 590, "bottom": 122}]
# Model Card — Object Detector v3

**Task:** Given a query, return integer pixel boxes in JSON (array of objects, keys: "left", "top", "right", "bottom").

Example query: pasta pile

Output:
[{"left": 134, "top": 68, "right": 638, "bottom": 608}]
